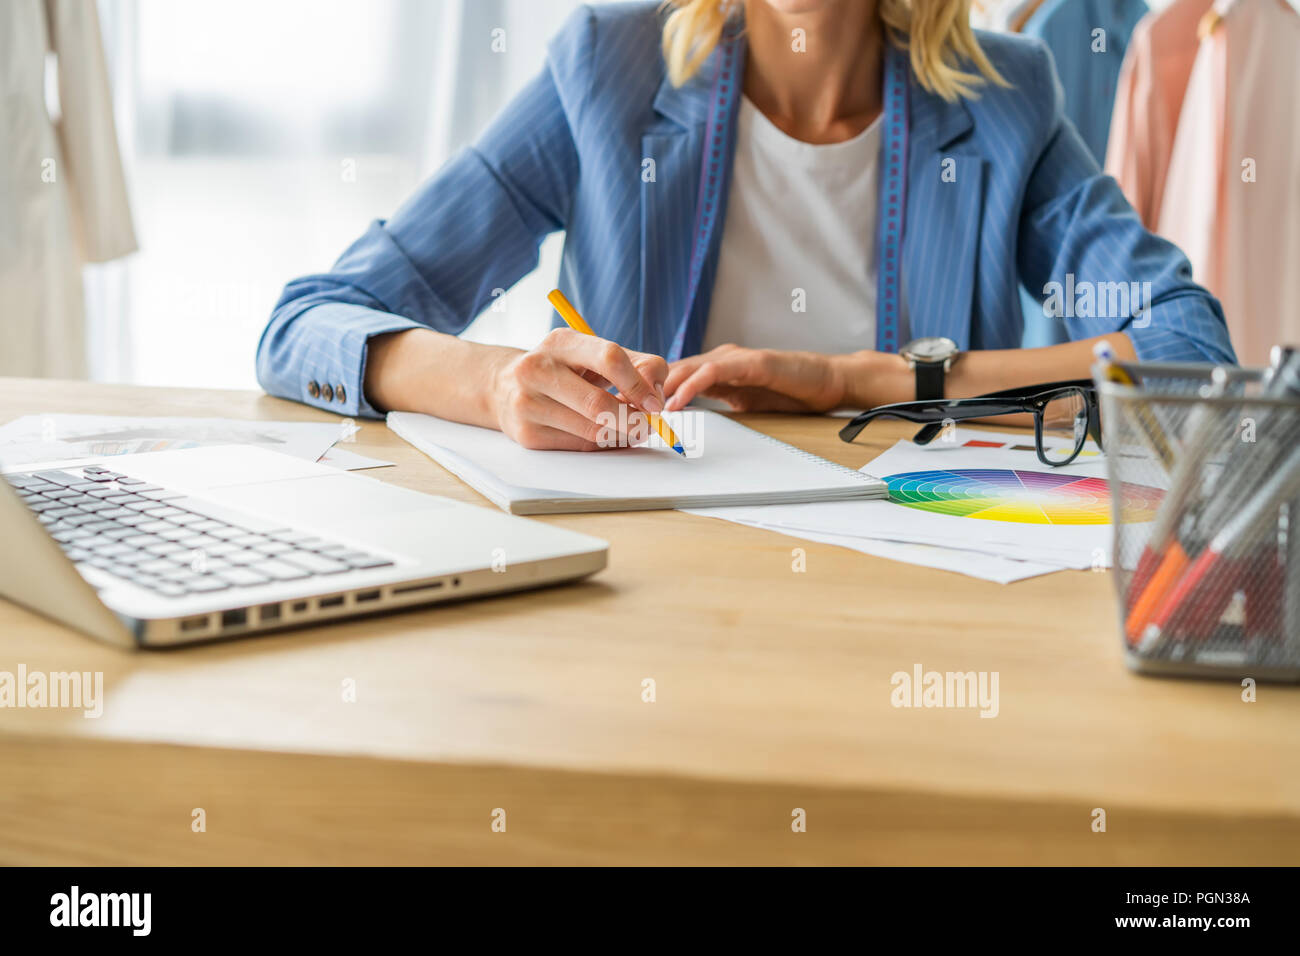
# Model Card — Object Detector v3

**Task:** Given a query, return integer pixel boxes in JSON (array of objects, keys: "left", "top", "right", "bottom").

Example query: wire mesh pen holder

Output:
[{"left": 1098, "top": 361, "right": 1300, "bottom": 682}]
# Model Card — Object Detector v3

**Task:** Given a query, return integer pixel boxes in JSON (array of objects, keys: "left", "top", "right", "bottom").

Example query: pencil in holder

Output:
[{"left": 1097, "top": 360, "right": 1300, "bottom": 681}]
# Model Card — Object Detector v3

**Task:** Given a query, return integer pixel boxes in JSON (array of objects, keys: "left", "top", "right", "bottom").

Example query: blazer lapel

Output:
[
  {"left": 639, "top": 37, "right": 743, "bottom": 359},
  {"left": 638, "top": 75, "right": 710, "bottom": 357},
  {"left": 902, "top": 81, "right": 985, "bottom": 349}
]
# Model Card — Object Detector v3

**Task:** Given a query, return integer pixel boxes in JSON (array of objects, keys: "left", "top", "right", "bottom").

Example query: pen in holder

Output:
[{"left": 1098, "top": 359, "right": 1300, "bottom": 682}]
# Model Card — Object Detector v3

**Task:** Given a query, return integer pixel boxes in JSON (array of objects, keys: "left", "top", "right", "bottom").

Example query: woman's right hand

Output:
[{"left": 490, "top": 328, "right": 670, "bottom": 451}]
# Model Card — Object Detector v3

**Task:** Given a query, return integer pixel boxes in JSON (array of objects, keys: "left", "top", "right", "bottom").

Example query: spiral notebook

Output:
[{"left": 387, "top": 409, "right": 887, "bottom": 514}]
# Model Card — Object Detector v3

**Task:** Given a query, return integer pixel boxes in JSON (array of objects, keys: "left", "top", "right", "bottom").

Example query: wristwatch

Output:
[{"left": 900, "top": 337, "right": 960, "bottom": 401}]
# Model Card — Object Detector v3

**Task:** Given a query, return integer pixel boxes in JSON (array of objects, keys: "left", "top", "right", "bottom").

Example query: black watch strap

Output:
[{"left": 915, "top": 360, "right": 945, "bottom": 401}]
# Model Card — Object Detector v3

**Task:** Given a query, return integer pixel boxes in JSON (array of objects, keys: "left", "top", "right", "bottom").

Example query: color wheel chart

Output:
[{"left": 883, "top": 469, "right": 1163, "bottom": 525}]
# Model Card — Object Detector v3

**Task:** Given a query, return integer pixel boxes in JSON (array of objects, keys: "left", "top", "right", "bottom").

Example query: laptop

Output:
[{"left": 0, "top": 444, "right": 608, "bottom": 648}]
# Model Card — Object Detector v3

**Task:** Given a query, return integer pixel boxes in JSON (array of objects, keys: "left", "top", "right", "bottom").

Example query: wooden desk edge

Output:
[{"left": 4, "top": 735, "right": 1295, "bottom": 865}]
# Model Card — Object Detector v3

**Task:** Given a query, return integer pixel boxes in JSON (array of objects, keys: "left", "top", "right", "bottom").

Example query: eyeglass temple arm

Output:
[{"left": 838, "top": 407, "right": 947, "bottom": 443}]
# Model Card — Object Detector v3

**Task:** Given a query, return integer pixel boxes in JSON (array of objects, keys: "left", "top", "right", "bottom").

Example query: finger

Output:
[
  {"left": 666, "top": 351, "right": 775, "bottom": 410},
  {"left": 663, "top": 357, "right": 705, "bottom": 400},
  {"left": 628, "top": 350, "right": 671, "bottom": 393},
  {"left": 507, "top": 422, "right": 602, "bottom": 452},
  {"left": 531, "top": 393, "right": 652, "bottom": 448},
  {"left": 543, "top": 329, "right": 664, "bottom": 413},
  {"left": 666, "top": 356, "right": 752, "bottom": 410},
  {"left": 541, "top": 364, "right": 644, "bottom": 436}
]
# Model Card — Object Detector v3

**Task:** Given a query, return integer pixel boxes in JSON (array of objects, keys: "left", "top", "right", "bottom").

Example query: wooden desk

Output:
[{"left": 1, "top": 379, "right": 1297, "bottom": 865}]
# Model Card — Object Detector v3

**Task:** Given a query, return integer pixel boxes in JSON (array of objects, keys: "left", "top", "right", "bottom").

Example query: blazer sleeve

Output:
[
  {"left": 255, "top": 8, "right": 595, "bottom": 418},
  {"left": 1015, "top": 43, "right": 1237, "bottom": 365}
]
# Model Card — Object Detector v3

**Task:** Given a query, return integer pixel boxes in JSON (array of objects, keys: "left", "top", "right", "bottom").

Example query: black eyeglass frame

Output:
[{"left": 837, "top": 379, "right": 1103, "bottom": 467}]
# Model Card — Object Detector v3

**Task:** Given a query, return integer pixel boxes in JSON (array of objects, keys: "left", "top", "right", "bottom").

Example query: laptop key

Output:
[
  {"left": 281, "top": 552, "right": 349, "bottom": 575},
  {"left": 86, "top": 486, "right": 128, "bottom": 498},
  {"left": 22, "top": 481, "right": 62, "bottom": 493},
  {"left": 218, "top": 567, "right": 271, "bottom": 587},
  {"left": 144, "top": 542, "right": 187, "bottom": 557},
  {"left": 270, "top": 530, "right": 320, "bottom": 544},
  {"left": 255, "top": 541, "right": 293, "bottom": 556},
  {"left": 32, "top": 470, "right": 82, "bottom": 486},
  {"left": 65, "top": 548, "right": 91, "bottom": 562},
  {"left": 225, "top": 550, "right": 263, "bottom": 566},
  {"left": 251, "top": 560, "right": 312, "bottom": 581},
  {"left": 92, "top": 543, "right": 133, "bottom": 558},
  {"left": 137, "top": 559, "right": 176, "bottom": 575},
  {"left": 24, "top": 500, "right": 61, "bottom": 513},
  {"left": 140, "top": 490, "right": 186, "bottom": 501},
  {"left": 81, "top": 520, "right": 123, "bottom": 534},
  {"left": 340, "top": 553, "right": 394, "bottom": 569},
  {"left": 123, "top": 499, "right": 167, "bottom": 512}
]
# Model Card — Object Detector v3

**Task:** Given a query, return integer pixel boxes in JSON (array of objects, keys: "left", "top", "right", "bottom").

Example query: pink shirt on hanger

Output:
[
  {"left": 1157, "top": 0, "right": 1300, "bottom": 365},
  {"left": 1104, "top": 0, "right": 1214, "bottom": 229}
]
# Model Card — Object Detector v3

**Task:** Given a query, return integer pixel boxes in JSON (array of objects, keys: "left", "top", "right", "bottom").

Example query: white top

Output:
[{"left": 703, "top": 96, "right": 892, "bottom": 356}]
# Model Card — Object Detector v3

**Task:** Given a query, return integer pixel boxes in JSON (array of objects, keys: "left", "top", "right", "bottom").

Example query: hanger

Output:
[
  {"left": 1197, "top": 7, "right": 1222, "bottom": 39},
  {"left": 1009, "top": 0, "right": 1049, "bottom": 34}
]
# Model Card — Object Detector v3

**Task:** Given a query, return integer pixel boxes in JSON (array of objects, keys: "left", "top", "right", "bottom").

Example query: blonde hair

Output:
[{"left": 661, "top": 0, "right": 1007, "bottom": 102}]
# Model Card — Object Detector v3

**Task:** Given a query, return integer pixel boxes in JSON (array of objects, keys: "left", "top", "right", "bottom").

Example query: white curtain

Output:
[{"left": 90, "top": 0, "right": 587, "bottom": 389}]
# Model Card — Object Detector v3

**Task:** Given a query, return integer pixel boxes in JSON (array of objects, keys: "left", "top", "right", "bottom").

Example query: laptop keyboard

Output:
[{"left": 4, "top": 465, "right": 394, "bottom": 598}]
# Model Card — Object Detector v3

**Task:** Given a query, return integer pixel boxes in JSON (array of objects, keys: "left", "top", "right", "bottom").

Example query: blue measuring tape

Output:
[
  {"left": 671, "top": 39, "right": 911, "bottom": 361},
  {"left": 876, "top": 47, "right": 910, "bottom": 354}
]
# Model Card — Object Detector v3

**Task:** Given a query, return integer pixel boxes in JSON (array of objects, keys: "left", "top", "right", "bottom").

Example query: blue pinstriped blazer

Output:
[{"left": 256, "top": 1, "right": 1235, "bottom": 420}]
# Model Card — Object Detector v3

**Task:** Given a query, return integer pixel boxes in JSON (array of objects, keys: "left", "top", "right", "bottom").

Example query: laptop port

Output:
[
  {"left": 179, "top": 615, "right": 209, "bottom": 633},
  {"left": 221, "top": 609, "right": 247, "bottom": 628},
  {"left": 259, "top": 603, "right": 281, "bottom": 622},
  {"left": 393, "top": 580, "right": 444, "bottom": 595},
  {"left": 356, "top": 590, "right": 381, "bottom": 603},
  {"left": 291, "top": 601, "right": 309, "bottom": 613},
  {"left": 319, "top": 595, "right": 345, "bottom": 608}
]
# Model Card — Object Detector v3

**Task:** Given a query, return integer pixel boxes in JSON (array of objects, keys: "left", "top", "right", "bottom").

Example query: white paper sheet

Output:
[
  {"left": 685, "top": 428, "right": 1146, "bottom": 576},
  {"left": 0, "top": 414, "right": 353, "bottom": 469},
  {"left": 688, "top": 514, "right": 1068, "bottom": 582},
  {"left": 317, "top": 446, "right": 394, "bottom": 470}
]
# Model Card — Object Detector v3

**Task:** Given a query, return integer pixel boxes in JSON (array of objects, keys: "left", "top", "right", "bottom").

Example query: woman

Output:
[{"left": 256, "top": 0, "right": 1234, "bottom": 450}]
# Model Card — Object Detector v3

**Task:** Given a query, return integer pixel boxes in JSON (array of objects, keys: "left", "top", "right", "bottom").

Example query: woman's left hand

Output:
[{"left": 663, "top": 344, "right": 849, "bottom": 413}]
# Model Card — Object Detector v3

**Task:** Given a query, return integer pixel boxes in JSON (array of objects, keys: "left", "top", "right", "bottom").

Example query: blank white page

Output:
[{"left": 388, "top": 409, "right": 884, "bottom": 514}]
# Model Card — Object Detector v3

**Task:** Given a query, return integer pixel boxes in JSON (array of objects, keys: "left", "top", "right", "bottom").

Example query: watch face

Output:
[{"left": 902, "top": 337, "right": 959, "bottom": 362}]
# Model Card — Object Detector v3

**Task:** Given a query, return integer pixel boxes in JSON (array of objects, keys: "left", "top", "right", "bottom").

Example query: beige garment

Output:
[
  {"left": 0, "top": 0, "right": 137, "bottom": 378},
  {"left": 1157, "top": 0, "right": 1300, "bottom": 365},
  {"left": 1105, "top": 0, "right": 1215, "bottom": 229}
]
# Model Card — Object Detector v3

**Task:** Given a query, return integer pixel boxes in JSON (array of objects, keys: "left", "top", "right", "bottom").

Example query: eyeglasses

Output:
[{"left": 838, "top": 379, "right": 1103, "bottom": 467}]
